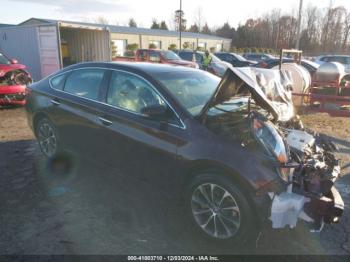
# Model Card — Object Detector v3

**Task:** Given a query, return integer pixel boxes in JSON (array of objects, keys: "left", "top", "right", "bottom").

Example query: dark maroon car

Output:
[{"left": 25, "top": 62, "right": 343, "bottom": 243}]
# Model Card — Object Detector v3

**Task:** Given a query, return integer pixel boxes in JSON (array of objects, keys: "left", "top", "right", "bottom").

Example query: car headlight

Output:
[{"left": 253, "top": 118, "right": 288, "bottom": 164}]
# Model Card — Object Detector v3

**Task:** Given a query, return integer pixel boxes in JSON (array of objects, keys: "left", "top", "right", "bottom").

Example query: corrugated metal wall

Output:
[
  {"left": 0, "top": 25, "right": 42, "bottom": 81},
  {"left": 60, "top": 27, "right": 110, "bottom": 63}
]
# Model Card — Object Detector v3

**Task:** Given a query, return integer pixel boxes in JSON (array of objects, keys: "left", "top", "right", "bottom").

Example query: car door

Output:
[
  {"left": 97, "top": 70, "right": 184, "bottom": 184},
  {"left": 48, "top": 68, "right": 109, "bottom": 156}
]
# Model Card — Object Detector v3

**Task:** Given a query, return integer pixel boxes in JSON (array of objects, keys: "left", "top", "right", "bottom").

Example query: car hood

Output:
[
  {"left": 199, "top": 66, "right": 295, "bottom": 122},
  {"left": 0, "top": 63, "right": 26, "bottom": 77}
]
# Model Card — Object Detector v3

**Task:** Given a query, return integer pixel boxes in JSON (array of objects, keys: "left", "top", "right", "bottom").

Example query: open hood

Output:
[{"left": 199, "top": 66, "right": 295, "bottom": 122}]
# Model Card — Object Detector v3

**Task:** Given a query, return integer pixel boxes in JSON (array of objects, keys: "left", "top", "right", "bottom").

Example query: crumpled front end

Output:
[
  {"left": 0, "top": 69, "right": 32, "bottom": 106},
  {"left": 270, "top": 124, "right": 344, "bottom": 231}
]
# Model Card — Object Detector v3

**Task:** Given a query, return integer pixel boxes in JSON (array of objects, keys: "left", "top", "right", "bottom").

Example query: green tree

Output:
[
  {"left": 183, "top": 42, "right": 191, "bottom": 49},
  {"left": 149, "top": 43, "right": 157, "bottom": 49},
  {"left": 243, "top": 47, "right": 251, "bottom": 53},
  {"left": 168, "top": 44, "right": 177, "bottom": 50},
  {"left": 188, "top": 24, "right": 199, "bottom": 33},
  {"left": 128, "top": 18, "right": 137, "bottom": 27},
  {"left": 230, "top": 46, "right": 238, "bottom": 53},
  {"left": 111, "top": 41, "right": 117, "bottom": 58},
  {"left": 125, "top": 43, "right": 138, "bottom": 57},
  {"left": 151, "top": 19, "right": 160, "bottom": 29},
  {"left": 201, "top": 23, "right": 211, "bottom": 35},
  {"left": 160, "top": 21, "right": 168, "bottom": 30}
]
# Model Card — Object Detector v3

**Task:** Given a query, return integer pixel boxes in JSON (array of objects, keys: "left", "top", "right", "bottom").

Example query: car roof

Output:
[
  {"left": 318, "top": 55, "right": 350, "bottom": 58},
  {"left": 68, "top": 61, "right": 197, "bottom": 75}
]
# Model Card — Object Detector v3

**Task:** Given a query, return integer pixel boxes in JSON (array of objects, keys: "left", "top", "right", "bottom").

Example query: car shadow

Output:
[{"left": 0, "top": 139, "right": 349, "bottom": 255}]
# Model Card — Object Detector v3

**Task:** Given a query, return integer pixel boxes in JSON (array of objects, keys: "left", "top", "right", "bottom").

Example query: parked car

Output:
[
  {"left": 243, "top": 53, "right": 276, "bottom": 63},
  {"left": 25, "top": 62, "right": 343, "bottom": 243},
  {"left": 253, "top": 58, "right": 319, "bottom": 77},
  {"left": 314, "top": 55, "right": 350, "bottom": 73},
  {"left": 214, "top": 52, "right": 257, "bottom": 67},
  {"left": 177, "top": 50, "right": 230, "bottom": 77},
  {"left": 113, "top": 49, "right": 198, "bottom": 69},
  {"left": 0, "top": 52, "right": 32, "bottom": 106}
]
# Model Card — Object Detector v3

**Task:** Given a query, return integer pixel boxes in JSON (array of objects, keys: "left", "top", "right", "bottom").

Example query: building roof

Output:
[
  {"left": 0, "top": 23, "right": 14, "bottom": 28},
  {"left": 19, "top": 18, "right": 231, "bottom": 41}
]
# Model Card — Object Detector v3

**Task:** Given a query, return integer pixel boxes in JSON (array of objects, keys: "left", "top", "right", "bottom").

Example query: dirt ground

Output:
[{"left": 1, "top": 107, "right": 350, "bottom": 257}]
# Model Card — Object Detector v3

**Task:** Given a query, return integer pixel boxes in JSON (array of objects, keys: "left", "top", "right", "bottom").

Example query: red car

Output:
[
  {"left": 114, "top": 49, "right": 199, "bottom": 69},
  {"left": 0, "top": 52, "right": 32, "bottom": 106}
]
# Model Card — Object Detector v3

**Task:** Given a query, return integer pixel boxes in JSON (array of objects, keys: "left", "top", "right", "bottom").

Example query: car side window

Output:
[
  {"left": 229, "top": 55, "right": 237, "bottom": 62},
  {"left": 139, "top": 50, "right": 147, "bottom": 61},
  {"left": 64, "top": 69, "right": 105, "bottom": 101},
  {"left": 50, "top": 74, "right": 66, "bottom": 91},
  {"left": 107, "top": 71, "right": 165, "bottom": 114},
  {"left": 149, "top": 51, "right": 160, "bottom": 62}
]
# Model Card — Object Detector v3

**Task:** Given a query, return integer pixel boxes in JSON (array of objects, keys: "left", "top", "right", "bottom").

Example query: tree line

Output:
[{"left": 98, "top": 3, "right": 350, "bottom": 55}]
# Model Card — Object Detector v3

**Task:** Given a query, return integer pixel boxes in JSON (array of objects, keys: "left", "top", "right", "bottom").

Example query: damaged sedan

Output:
[
  {"left": 25, "top": 62, "right": 344, "bottom": 243},
  {"left": 0, "top": 52, "right": 32, "bottom": 106}
]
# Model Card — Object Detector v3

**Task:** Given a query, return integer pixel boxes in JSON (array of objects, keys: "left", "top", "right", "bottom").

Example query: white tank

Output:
[
  {"left": 272, "top": 63, "right": 311, "bottom": 106},
  {"left": 314, "top": 62, "right": 346, "bottom": 83}
]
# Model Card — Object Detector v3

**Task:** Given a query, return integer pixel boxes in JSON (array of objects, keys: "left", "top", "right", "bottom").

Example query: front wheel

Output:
[
  {"left": 186, "top": 173, "right": 258, "bottom": 244},
  {"left": 35, "top": 118, "right": 60, "bottom": 158}
]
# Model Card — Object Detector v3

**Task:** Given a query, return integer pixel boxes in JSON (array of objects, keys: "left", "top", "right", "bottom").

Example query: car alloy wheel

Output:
[
  {"left": 37, "top": 120, "right": 58, "bottom": 158},
  {"left": 191, "top": 183, "right": 241, "bottom": 239}
]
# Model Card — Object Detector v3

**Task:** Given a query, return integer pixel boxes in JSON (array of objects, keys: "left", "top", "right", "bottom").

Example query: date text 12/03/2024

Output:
[{"left": 127, "top": 256, "right": 219, "bottom": 261}]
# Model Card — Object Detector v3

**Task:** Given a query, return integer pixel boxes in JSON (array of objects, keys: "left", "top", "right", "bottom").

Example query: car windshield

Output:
[
  {"left": 210, "top": 54, "right": 221, "bottom": 62},
  {"left": 152, "top": 70, "right": 220, "bottom": 116},
  {"left": 0, "top": 53, "right": 10, "bottom": 65},
  {"left": 235, "top": 54, "right": 246, "bottom": 61},
  {"left": 160, "top": 51, "right": 181, "bottom": 60},
  {"left": 302, "top": 60, "right": 319, "bottom": 69}
]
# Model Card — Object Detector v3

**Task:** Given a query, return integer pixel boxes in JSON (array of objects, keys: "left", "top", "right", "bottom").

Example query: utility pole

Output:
[
  {"left": 295, "top": 0, "right": 303, "bottom": 49},
  {"left": 179, "top": 0, "right": 182, "bottom": 50}
]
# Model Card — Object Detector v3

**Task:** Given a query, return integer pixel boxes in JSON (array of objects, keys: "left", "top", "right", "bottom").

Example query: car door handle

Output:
[
  {"left": 98, "top": 117, "right": 113, "bottom": 126},
  {"left": 51, "top": 99, "right": 60, "bottom": 106}
]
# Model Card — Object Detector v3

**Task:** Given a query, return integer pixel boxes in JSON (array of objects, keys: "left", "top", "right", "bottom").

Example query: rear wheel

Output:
[
  {"left": 186, "top": 173, "right": 258, "bottom": 244},
  {"left": 35, "top": 118, "right": 59, "bottom": 158}
]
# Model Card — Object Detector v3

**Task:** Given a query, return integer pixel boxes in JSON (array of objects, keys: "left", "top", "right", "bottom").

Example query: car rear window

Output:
[
  {"left": 178, "top": 52, "right": 193, "bottom": 61},
  {"left": 0, "top": 53, "right": 10, "bottom": 65}
]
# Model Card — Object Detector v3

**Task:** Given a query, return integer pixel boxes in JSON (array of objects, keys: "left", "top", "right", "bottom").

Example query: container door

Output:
[{"left": 37, "top": 25, "right": 60, "bottom": 78}]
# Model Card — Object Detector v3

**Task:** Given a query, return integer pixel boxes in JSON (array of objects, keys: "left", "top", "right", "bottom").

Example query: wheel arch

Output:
[
  {"left": 183, "top": 160, "right": 257, "bottom": 197},
  {"left": 33, "top": 112, "right": 52, "bottom": 136}
]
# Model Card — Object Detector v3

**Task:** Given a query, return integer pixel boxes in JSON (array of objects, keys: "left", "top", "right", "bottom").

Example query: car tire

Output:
[
  {"left": 185, "top": 172, "right": 258, "bottom": 245},
  {"left": 35, "top": 118, "right": 61, "bottom": 158}
]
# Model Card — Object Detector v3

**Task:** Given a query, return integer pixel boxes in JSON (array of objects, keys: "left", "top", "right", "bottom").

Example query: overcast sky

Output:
[{"left": 1, "top": 0, "right": 350, "bottom": 29}]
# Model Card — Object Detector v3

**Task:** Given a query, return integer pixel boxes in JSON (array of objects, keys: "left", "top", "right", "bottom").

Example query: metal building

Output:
[{"left": 0, "top": 18, "right": 231, "bottom": 80}]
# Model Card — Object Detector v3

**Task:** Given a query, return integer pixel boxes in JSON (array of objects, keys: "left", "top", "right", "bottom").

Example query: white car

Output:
[{"left": 314, "top": 55, "right": 350, "bottom": 73}]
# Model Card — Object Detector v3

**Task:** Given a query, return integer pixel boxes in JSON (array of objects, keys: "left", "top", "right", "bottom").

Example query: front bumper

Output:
[
  {"left": 269, "top": 163, "right": 344, "bottom": 231},
  {"left": 0, "top": 84, "right": 26, "bottom": 105}
]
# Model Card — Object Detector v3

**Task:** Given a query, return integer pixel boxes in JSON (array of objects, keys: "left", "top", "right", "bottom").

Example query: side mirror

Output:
[
  {"left": 10, "top": 59, "right": 18, "bottom": 64},
  {"left": 141, "top": 104, "right": 168, "bottom": 120}
]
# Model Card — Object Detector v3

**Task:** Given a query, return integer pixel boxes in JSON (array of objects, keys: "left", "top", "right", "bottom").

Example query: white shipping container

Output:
[{"left": 0, "top": 22, "right": 110, "bottom": 81}]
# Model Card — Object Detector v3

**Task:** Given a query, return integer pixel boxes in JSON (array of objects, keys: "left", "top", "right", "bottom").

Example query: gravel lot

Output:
[{"left": 1, "top": 107, "right": 350, "bottom": 257}]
